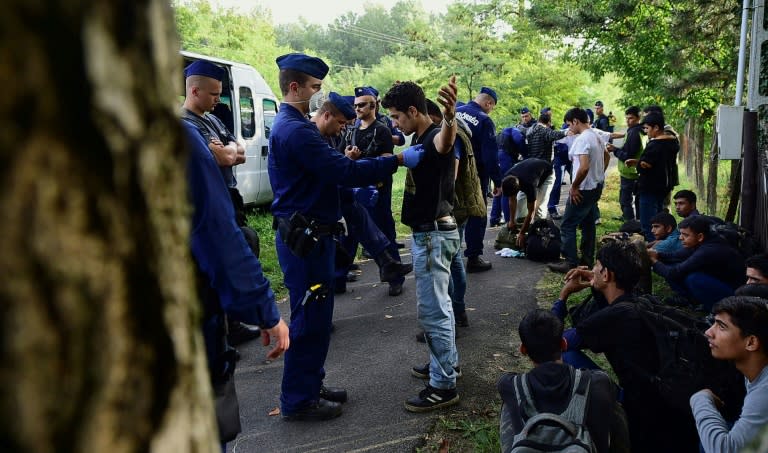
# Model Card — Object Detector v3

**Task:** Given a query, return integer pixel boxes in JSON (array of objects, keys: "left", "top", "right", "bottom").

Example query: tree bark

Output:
[
  {"left": 725, "top": 160, "right": 741, "bottom": 223},
  {"left": 683, "top": 118, "right": 694, "bottom": 176},
  {"left": 0, "top": 1, "right": 218, "bottom": 452},
  {"left": 706, "top": 126, "right": 719, "bottom": 216},
  {"left": 694, "top": 122, "right": 706, "bottom": 197}
]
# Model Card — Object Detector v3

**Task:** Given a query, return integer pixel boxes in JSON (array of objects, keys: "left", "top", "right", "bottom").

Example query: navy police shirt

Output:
[{"left": 268, "top": 104, "right": 399, "bottom": 224}]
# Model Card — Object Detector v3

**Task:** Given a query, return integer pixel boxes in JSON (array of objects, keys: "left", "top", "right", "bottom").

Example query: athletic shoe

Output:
[{"left": 404, "top": 385, "right": 459, "bottom": 413}]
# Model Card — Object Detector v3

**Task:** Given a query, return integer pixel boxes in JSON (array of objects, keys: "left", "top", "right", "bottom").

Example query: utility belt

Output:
[
  {"left": 410, "top": 216, "right": 458, "bottom": 233},
  {"left": 274, "top": 212, "right": 345, "bottom": 258}
]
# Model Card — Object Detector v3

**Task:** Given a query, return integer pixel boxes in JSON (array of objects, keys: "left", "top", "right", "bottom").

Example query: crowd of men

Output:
[{"left": 180, "top": 52, "right": 768, "bottom": 452}]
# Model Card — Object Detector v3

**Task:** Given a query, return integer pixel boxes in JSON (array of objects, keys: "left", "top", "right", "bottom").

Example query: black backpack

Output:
[
  {"left": 621, "top": 297, "right": 745, "bottom": 415},
  {"left": 526, "top": 219, "right": 562, "bottom": 262},
  {"left": 709, "top": 221, "right": 758, "bottom": 258}
]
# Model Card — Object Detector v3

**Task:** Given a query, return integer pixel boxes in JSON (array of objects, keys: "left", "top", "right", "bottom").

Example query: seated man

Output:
[
  {"left": 499, "top": 158, "right": 554, "bottom": 249},
  {"left": 745, "top": 253, "right": 768, "bottom": 285},
  {"left": 649, "top": 215, "right": 745, "bottom": 311},
  {"left": 498, "top": 309, "right": 629, "bottom": 453},
  {"left": 648, "top": 211, "right": 682, "bottom": 253},
  {"left": 690, "top": 296, "right": 768, "bottom": 453},
  {"left": 674, "top": 189, "right": 700, "bottom": 218},
  {"left": 552, "top": 241, "right": 700, "bottom": 452}
]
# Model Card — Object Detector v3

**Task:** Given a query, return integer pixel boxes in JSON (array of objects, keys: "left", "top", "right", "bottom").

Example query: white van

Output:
[{"left": 181, "top": 51, "right": 278, "bottom": 206}]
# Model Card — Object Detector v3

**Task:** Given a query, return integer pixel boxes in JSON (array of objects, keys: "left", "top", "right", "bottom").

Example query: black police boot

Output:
[
  {"left": 466, "top": 256, "right": 492, "bottom": 273},
  {"left": 376, "top": 250, "right": 413, "bottom": 283},
  {"left": 319, "top": 385, "right": 348, "bottom": 403},
  {"left": 282, "top": 399, "right": 342, "bottom": 422},
  {"left": 227, "top": 320, "right": 261, "bottom": 346}
]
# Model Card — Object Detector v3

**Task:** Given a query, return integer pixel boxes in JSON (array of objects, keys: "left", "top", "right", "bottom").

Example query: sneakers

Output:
[
  {"left": 547, "top": 261, "right": 575, "bottom": 274},
  {"left": 550, "top": 212, "right": 563, "bottom": 221},
  {"left": 466, "top": 256, "right": 492, "bottom": 273},
  {"left": 411, "top": 363, "right": 462, "bottom": 379},
  {"left": 282, "top": 399, "right": 342, "bottom": 421},
  {"left": 404, "top": 385, "right": 460, "bottom": 413},
  {"left": 455, "top": 311, "right": 469, "bottom": 327}
]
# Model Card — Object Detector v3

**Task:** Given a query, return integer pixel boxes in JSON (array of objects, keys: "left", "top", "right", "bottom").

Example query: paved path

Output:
[
  {"left": 229, "top": 225, "right": 547, "bottom": 453},
  {"left": 229, "top": 148, "right": 625, "bottom": 452}
]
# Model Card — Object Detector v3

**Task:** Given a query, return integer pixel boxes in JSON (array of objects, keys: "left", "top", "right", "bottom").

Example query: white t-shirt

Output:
[{"left": 569, "top": 128, "right": 605, "bottom": 190}]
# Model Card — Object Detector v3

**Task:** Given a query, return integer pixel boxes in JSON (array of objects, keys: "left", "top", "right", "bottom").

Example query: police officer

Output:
[
  {"left": 456, "top": 87, "right": 502, "bottom": 272},
  {"left": 269, "top": 53, "right": 424, "bottom": 421},
  {"left": 183, "top": 120, "right": 289, "bottom": 448}
]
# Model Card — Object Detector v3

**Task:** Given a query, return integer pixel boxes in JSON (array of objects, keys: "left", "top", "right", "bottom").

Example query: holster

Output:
[{"left": 276, "top": 212, "right": 318, "bottom": 258}]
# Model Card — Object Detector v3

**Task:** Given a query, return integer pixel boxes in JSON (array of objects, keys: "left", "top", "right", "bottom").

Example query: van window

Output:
[
  {"left": 239, "top": 87, "right": 255, "bottom": 139},
  {"left": 263, "top": 99, "right": 277, "bottom": 139}
]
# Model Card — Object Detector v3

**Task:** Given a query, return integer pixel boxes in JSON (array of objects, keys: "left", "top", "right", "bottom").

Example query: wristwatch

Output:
[{"left": 443, "top": 116, "right": 455, "bottom": 127}]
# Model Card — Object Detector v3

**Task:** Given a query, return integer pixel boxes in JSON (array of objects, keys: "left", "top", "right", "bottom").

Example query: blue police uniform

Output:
[
  {"left": 456, "top": 100, "right": 501, "bottom": 259},
  {"left": 269, "top": 103, "right": 399, "bottom": 415},
  {"left": 490, "top": 127, "right": 526, "bottom": 224},
  {"left": 184, "top": 122, "right": 280, "bottom": 447}
]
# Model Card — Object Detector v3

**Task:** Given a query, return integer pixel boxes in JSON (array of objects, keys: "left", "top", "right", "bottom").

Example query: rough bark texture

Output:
[
  {"left": 0, "top": 1, "right": 218, "bottom": 452},
  {"left": 706, "top": 129, "right": 719, "bottom": 216},
  {"left": 725, "top": 160, "right": 741, "bottom": 222}
]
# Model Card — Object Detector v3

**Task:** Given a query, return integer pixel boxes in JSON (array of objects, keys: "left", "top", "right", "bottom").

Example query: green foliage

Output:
[
  {"left": 245, "top": 208, "right": 286, "bottom": 298},
  {"left": 173, "top": 0, "right": 290, "bottom": 94},
  {"left": 528, "top": 0, "right": 741, "bottom": 124},
  {"left": 275, "top": 1, "right": 428, "bottom": 69}
]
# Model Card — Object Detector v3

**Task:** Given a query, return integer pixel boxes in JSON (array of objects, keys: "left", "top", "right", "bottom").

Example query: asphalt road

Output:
[
  {"left": 228, "top": 225, "right": 546, "bottom": 453},
  {"left": 226, "top": 147, "right": 621, "bottom": 452}
]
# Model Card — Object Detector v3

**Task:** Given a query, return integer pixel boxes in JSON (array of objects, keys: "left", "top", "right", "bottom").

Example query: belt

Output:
[{"left": 411, "top": 217, "right": 457, "bottom": 233}]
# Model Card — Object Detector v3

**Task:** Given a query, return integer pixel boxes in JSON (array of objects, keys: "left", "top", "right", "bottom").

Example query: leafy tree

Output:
[
  {"left": 528, "top": 0, "right": 743, "bottom": 211},
  {"left": 174, "top": 0, "right": 290, "bottom": 93}
]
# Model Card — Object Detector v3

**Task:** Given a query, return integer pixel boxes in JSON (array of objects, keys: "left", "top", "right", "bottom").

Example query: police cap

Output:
[
  {"left": 480, "top": 86, "right": 497, "bottom": 103},
  {"left": 184, "top": 60, "right": 225, "bottom": 81},
  {"left": 354, "top": 86, "right": 377, "bottom": 98},
  {"left": 276, "top": 53, "right": 329, "bottom": 79},
  {"left": 329, "top": 92, "right": 356, "bottom": 120}
]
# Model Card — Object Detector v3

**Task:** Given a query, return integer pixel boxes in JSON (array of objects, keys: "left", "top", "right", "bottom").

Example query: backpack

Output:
[
  {"left": 708, "top": 219, "right": 758, "bottom": 258},
  {"left": 621, "top": 297, "right": 745, "bottom": 414},
  {"left": 509, "top": 368, "right": 596, "bottom": 453},
  {"left": 525, "top": 219, "right": 562, "bottom": 262},
  {"left": 452, "top": 122, "right": 486, "bottom": 225}
]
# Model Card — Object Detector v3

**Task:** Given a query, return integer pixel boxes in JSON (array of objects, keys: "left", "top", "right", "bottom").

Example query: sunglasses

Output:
[{"left": 354, "top": 102, "right": 374, "bottom": 109}]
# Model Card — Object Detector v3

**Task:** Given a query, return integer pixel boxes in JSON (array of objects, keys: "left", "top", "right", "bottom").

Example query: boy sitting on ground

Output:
[
  {"left": 498, "top": 309, "right": 629, "bottom": 453},
  {"left": 690, "top": 296, "right": 768, "bottom": 452},
  {"left": 649, "top": 215, "right": 745, "bottom": 311},
  {"left": 647, "top": 211, "right": 682, "bottom": 253}
]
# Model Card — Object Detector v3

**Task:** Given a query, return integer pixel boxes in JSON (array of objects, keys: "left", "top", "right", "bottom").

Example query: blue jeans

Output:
[
  {"left": 668, "top": 272, "right": 735, "bottom": 312},
  {"left": 464, "top": 177, "right": 489, "bottom": 258},
  {"left": 490, "top": 151, "right": 516, "bottom": 223},
  {"left": 448, "top": 225, "right": 467, "bottom": 314},
  {"left": 560, "top": 186, "right": 603, "bottom": 267},
  {"left": 412, "top": 228, "right": 461, "bottom": 389},
  {"left": 618, "top": 177, "right": 639, "bottom": 221},
  {"left": 548, "top": 153, "right": 572, "bottom": 212},
  {"left": 638, "top": 192, "right": 664, "bottom": 242}
]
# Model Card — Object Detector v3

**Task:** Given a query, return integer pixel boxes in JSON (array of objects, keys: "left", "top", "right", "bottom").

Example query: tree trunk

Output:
[
  {"left": 683, "top": 118, "right": 694, "bottom": 177},
  {"left": 0, "top": 1, "right": 218, "bottom": 452},
  {"left": 706, "top": 127, "right": 719, "bottom": 216},
  {"left": 725, "top": 160, "right": 741, "bottom": 222},
  {"left": 694, "top": 123, "right": 706, "bottom": 197}
]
